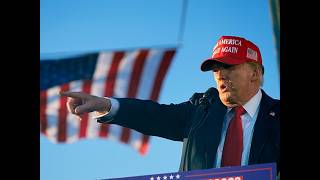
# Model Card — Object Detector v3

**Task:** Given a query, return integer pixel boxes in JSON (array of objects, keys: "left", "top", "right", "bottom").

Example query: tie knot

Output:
[{"left": 234, "top": 106, "right": 245, "bottom": 116}]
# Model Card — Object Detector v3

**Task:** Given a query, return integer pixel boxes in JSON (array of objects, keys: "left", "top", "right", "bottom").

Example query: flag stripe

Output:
[
  {"left": 113, "top": 51, "right": 139, "bottom": 98},
  {"left": 126, "top": 49, "right": 149, "bottom": 98},
  {"left": 104, "top": 52, "right": 125, "bottom": 97},
  {"left": 139, "top": 135, "right": 149, "bottom": 155},
  {"left": 120, "top": 127, "right": 131, "bottom": 143},
  {"left": 108, "top": 124, "right": 122, "bottom": 141},
  {"left": 65, "top": 80, "right": 83, "bottom": 143},
  {"left": 57, "top": 83, "right": 70, "bottom": 142},
  {"left": 99, "top": 52, "right": 124, "bottom": 138},
  {"left": 46, "top": 86, "right": 60, "bottom": 142},
  {"left": 79, "top": 80, "right": 92, "bottom": 138},
  {"left": 150, "top": 50, "right": 176, "bottom": 101},
  {"left": 120, "top": 50, "right": 149, "bottom": 143},
  {"left": 92, "top": 52, "right": 113, "bottom": 96},
  {"left": 136, "top": 49, "right": 165, "bottom": 100},
  {"left": 40, "top": 91, "right": 47, "bottom": 134},
  {"left": 99, "top": 124, "right": 110, "bottom": 138},
  {"left": 88, "top": 52, "right": 113, "bottom": 139}
]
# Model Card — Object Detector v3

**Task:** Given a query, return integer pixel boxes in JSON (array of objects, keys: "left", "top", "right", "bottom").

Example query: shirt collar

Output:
[
  {"left": 227, "top": 89, "right": 262, "bottom": 118},
  {"left": 243, "top": 89, "right": 262, "bottom": 118}
]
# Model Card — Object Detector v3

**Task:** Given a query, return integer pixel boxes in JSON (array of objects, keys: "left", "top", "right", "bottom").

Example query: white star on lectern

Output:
[
  {"left": 169, "top": 175, "right": 174, "bottom": 179},
  {"left": 150, "top": 177, "right": 154, "bottom": 180},
  {"left": 156, "top": 176, "right": 161, "bottom": 180},
  {"left": 176, "top": 174, "right": 180, "bottom": 179},
  {"left": 163, "top": 175, "right": 167, "bottom": 180}
]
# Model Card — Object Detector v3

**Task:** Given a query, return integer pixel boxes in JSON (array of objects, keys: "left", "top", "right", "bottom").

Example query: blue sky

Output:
[{"left": 40, "top": 0, "right": 280, "bottom": 180}]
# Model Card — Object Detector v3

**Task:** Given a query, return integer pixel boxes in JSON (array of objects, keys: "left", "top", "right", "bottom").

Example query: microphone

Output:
[{"left": 199, "top": 87, "right": 215, "bottom": 111}]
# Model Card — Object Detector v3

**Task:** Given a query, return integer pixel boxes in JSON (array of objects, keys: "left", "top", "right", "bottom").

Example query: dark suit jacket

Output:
[{"left": 97, "top": 87, "right": 280, "bottom": 173}]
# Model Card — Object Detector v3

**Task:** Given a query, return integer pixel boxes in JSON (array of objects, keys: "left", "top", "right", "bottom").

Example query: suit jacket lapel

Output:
[{"left": 249, "top": 90, "right": 275, "bottom": 164}]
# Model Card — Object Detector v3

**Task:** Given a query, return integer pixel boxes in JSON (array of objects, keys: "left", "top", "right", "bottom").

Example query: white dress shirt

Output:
[{"left": 214, "top": 89, "right": 262, "bottom": 167}]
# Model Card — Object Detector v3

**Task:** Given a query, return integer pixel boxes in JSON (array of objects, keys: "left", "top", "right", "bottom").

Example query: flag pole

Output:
[
  {"left": 177, "top": 0, "right": 188, "bottom": 47},
  {"left": 269, "top": 0, "right": 280, "bottom": 74}
]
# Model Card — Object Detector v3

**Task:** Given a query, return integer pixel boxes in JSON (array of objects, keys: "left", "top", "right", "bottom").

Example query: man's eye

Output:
[
  {"left": 223, "top": 65, "right": 234, "bottom": 69},
  {"left": 212, "top": 64, "right": 235, "bottom": 71}
]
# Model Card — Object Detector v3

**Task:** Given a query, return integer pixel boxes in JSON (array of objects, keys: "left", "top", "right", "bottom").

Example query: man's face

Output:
[{"left": 212, "top": 62, "right": 256, "bottom": 107}]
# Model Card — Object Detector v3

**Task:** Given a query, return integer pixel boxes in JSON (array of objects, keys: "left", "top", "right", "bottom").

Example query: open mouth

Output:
[{"left": 219, "top": 84, "right": 228, "bottom": 92}]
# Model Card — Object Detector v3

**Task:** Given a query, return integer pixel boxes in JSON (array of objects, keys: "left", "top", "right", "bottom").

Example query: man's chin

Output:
[{"left": 219, "top": 94, "right": 237, "bottom": 107}]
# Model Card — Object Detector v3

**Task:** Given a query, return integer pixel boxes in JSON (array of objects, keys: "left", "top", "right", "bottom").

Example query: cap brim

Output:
[
  {"left": 200, "top": 59, "right": 215, "bottom": 71},
  {"left": 200, "top": 58, "right": 230, "bottom": 71},
  {"left": 200, "top": 57, "right": 246, "bottom": 71}
]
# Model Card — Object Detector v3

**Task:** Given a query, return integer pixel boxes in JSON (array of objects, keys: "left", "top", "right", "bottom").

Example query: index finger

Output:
[{"left": 60, "top": 91, "right": 89, "bottom": 99}]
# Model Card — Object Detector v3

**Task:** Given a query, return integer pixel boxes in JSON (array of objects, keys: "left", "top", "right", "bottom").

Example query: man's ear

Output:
[{"left": 250, "top": 66, "right": 261, "bottom": 82}]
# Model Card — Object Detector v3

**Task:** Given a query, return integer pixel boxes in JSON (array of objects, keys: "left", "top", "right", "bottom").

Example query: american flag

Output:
[{"left": 40, "top": 48, "right": 176, "bottom": 155}]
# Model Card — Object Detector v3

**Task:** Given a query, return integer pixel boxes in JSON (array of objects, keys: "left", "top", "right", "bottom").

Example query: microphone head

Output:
[
  {"left": 203, "top": 87, "right": 216, "bottom": 104},
  {"left": 199, "top": 87, "right": 216, "bottom": 109}
]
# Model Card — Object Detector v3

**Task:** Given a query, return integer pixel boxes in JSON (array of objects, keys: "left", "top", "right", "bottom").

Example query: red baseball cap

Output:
[{"left": 201, "top": 36, "right": 263, "bottom": 71}]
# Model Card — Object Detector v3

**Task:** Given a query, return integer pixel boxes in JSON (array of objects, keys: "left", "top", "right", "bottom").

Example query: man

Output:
[{"left": 61, "top": 36, "right": 280, "bottom": 173}]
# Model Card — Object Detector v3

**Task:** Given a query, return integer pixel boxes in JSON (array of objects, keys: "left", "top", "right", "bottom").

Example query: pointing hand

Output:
[{"left": 60, "top": 91, "right": 111, "bottom": 119}]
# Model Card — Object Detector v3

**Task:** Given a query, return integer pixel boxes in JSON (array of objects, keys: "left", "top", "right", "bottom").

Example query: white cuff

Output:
[{"left": 93, "top": 97, "right": 120, "bottom": 118}]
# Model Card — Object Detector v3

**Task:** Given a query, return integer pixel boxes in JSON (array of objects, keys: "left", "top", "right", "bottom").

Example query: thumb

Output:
[{"left": 74, "top": 103, "right": 93, "bottom": 115}]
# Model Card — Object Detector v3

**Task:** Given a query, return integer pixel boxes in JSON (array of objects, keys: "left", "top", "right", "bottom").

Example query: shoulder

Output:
[
  {"left": 261, "top": 90, "right": 279, "bottom": 107},
  {"left": 189, "top": 92, "right": 204, "bottom": 106},
  {"left": 260, "top": 89, "right": 280, "bottom": 119}
]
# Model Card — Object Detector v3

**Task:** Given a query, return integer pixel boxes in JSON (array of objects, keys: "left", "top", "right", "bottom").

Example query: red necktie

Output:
[{"left": 221, "top": 106, "right": 245, "bottom": 167}]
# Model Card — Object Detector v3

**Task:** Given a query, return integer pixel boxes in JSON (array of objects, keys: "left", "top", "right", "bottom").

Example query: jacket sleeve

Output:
[{"left": 98, "top": 98, "right": 196, "bottom": 142}]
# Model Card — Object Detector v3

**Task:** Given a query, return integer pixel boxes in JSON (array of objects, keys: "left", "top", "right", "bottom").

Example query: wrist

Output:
[{"left": 100, "top": 97, "right": 111, "bottom": 113}]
